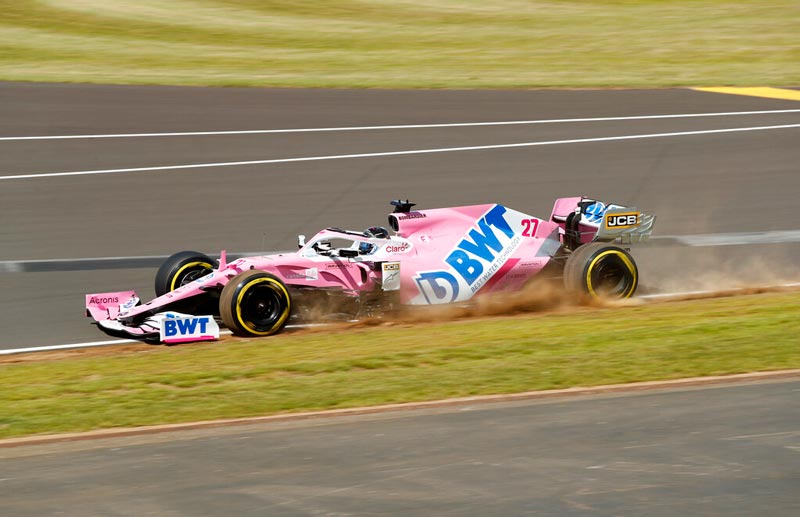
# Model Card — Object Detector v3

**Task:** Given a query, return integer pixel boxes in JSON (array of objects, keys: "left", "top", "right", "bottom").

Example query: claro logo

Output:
[{"left": 384, "top": 243, "right": 411, "bottom": 253}]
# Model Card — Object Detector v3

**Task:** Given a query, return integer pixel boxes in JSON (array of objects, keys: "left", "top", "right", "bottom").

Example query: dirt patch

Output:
[
  {"left": 647, "top": 284, "right": 800, "bottom": 303},
  {"left": 4, "top": 283, "right": 799, "bottom": 365}
]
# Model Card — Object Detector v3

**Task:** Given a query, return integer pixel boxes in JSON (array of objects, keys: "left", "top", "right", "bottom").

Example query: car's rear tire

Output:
[
  {"left": 220, "top": 270, "right": 292, "bottom": 337},
  {"left": 154, "top": 251, "right": 216, "bottom": 297},
  {"left": 564, "top": 242, "right": 638, "bottom": 299}
]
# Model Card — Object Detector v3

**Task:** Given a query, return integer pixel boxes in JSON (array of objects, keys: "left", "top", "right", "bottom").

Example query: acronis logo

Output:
[{"left": 415, "top": 205, "right": 522, "bottom": 304}]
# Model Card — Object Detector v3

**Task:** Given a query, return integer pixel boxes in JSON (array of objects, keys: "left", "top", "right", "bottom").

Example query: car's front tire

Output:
[
  {"left": 154, "top": 251, "right": 216, "bottom": 297},
  {"left": 220, "top": 270, "right": 292, "bottom": 337}
]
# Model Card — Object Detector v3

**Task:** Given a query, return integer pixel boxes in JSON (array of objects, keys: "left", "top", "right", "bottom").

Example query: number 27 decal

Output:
[{"left": 521, "top": 219, "right": 539, "bottom": 237}]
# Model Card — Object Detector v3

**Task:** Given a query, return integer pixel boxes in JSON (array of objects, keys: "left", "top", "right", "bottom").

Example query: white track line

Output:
[
  {"left": 2, "top": 109, "right": 799, "bottom": 141},
  {"left": 0, "top": 324, "right": 327, "bottom": 356},
  {"left": 3, "top": 123, "right": 800, "bottom": 181},
  {"left": 0, "top": 338, "right": 140, "bottom": 355},
  {"left": 4, "top": 283, "right": 798, "bottom": 356}
]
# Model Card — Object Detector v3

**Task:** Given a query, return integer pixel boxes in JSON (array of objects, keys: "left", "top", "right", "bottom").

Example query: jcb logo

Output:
[{"left": 606, "top": 213, "right": 639, "bottom": 229}]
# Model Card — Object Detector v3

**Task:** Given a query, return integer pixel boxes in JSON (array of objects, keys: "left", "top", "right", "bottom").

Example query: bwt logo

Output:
[
  {"left": 160, "top": 315, "right": 220, "bottom": 343},
  {"left": 415, "top": 205, "right": 516, "bottom": 304},
  {"left": 163, "top": 317, "right": 210, "bottom": 337}
]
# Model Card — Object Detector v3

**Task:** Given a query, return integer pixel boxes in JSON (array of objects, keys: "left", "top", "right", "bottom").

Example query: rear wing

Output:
[
  {"left": 594, "top": 207, "right": 656, "bottom": 244},
  {"left": 551, "top": 197, "right": 656, "bottom": 248}
]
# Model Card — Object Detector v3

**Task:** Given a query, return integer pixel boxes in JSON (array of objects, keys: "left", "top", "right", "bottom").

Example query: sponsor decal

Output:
[
  {"left": 397, "top": 212, "right": 426, "bottom": 220},
  {"left": 85, "top": 291, "right": 137, "bottom": 319},
  {"left": 605, "top": 212, "right": 640, "bottom": 229},
  {"left": 384, "top": 242, "right": 411, "bottom": 254},
  {"left": 581, "top": 201, "right": 626, "bottom": 227},
  {"left": 286, "top": 268, "right": 318, "bottom": 280},
  {"left": 118, "top": 295, "right": 140, "bottom": 315},
  {"left": 120, "top": 297, "right": 138, "bottom": 310},
  {"left": 414, "top": 205, "right": 524, "bottom": 304},
  {"left": 326, "top": 263, "right": 351, "bottom": 269},
  {"left": 160, "top": 315, "right": 219, "bottom": 344},
  {"left": 583, "top": 201, "right": 607, "bottom": 224},
  {"left": 194, "top": 273, "right": 215, "bottom": 283},
  {"left": 521, "top": 218, "right": 540, "bottom": 237},
  {"left": 382, "top": 262, "right": 401, "bottom": 291},
  {"left": 88, "top": 296, "right": 119, "bottom": 305}
]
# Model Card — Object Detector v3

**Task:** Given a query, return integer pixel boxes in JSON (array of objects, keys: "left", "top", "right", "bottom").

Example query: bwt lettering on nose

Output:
[{"left": 164, "top": 318, "right": 209, "bottom": 336}]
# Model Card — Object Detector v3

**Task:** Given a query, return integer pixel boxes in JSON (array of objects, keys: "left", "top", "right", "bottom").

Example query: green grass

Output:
[
  {"left": 0, "top": 1, "right": 797, "bottom": 88},
  {"left": 1, "top": 291, "right": 799, "bottom": 439}
]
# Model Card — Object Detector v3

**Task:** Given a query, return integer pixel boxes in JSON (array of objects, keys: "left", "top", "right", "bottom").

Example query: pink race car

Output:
[{"left": 86, "top": 198, "right": 655, "bottom": 342}]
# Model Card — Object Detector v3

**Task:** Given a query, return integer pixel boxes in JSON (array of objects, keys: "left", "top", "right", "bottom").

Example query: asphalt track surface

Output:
[
  {"left": 2, "top": 84, "right": 800, "bottom": 514},
  {"left": 2, "top": 377, "right": 799, "bottom": 515},
  {"left": 1, "top": 83, "right": 800, "bottom": 350}
]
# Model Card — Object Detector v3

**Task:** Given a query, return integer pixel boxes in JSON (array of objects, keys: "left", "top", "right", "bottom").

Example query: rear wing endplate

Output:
[
  {"left": 595, "top": 207, "right": 656, "bottom": 244},
  {"left": 551, "top": 197, "right": 656, "bottom": 247}
]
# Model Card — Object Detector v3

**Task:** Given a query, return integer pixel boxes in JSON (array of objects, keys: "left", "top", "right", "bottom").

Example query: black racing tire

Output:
[
  {"left": 564, "top": 242, "right": 638, "bottom": 299},
  {"left": 154, "top": 251, "right": 216, "bottom": 297},
  {"left": 220, "top": 270, "right": 292, "bottom": 337}
]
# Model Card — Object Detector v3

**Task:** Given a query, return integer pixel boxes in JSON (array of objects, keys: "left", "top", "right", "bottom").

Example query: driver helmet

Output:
[
  {"left": 359, "top": 226, "right": 390, "bottom": 254},
  {"left": 364, "top": 226, "right": 390, "bottom": 239}
]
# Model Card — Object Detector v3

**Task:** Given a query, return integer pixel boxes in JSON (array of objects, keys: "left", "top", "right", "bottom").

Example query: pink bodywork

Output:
[{"left": 87, "top": 200, "right": 597, "bottom": 329}]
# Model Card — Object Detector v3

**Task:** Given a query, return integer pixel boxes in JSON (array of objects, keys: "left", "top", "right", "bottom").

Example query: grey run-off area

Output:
[
  {"left": 1, "top": 83, "right": 799, "bottom": 349},
  {"left": 2, "top": 378, "right": 799, "bottom": 515}
]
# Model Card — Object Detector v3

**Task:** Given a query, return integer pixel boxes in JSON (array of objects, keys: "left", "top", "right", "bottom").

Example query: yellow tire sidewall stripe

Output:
[
  {"left": 170, "top": 261, "right": 213, "bottom": 291},
  {"left": 585, "top": 250, "right": 637, "bottom": 298},
  {"left": 235, "top": 277, "right": 291, "bottom": 335}
]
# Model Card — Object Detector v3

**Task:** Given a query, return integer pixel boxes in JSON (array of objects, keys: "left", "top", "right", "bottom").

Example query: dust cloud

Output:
[
  {"left": 347, "top": 278, "right": 619, "bottom": 331},
  {"left": 635, "top": 245, "right": 800, "bottom": 295}
]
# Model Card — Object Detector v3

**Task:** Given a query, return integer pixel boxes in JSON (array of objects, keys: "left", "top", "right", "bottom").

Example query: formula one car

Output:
[{"left": 86, "top": 198, "right": 655, "bottom": 342}]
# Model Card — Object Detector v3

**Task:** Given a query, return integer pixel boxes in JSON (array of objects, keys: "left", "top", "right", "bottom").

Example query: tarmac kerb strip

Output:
[{"left": 2, "top": 369, "right": 798, "bottom": 448}]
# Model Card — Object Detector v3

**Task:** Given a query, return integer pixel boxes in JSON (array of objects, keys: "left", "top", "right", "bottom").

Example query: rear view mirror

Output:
[{"left": 297, "top": 234, "right": 306, "bottom": 248}]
